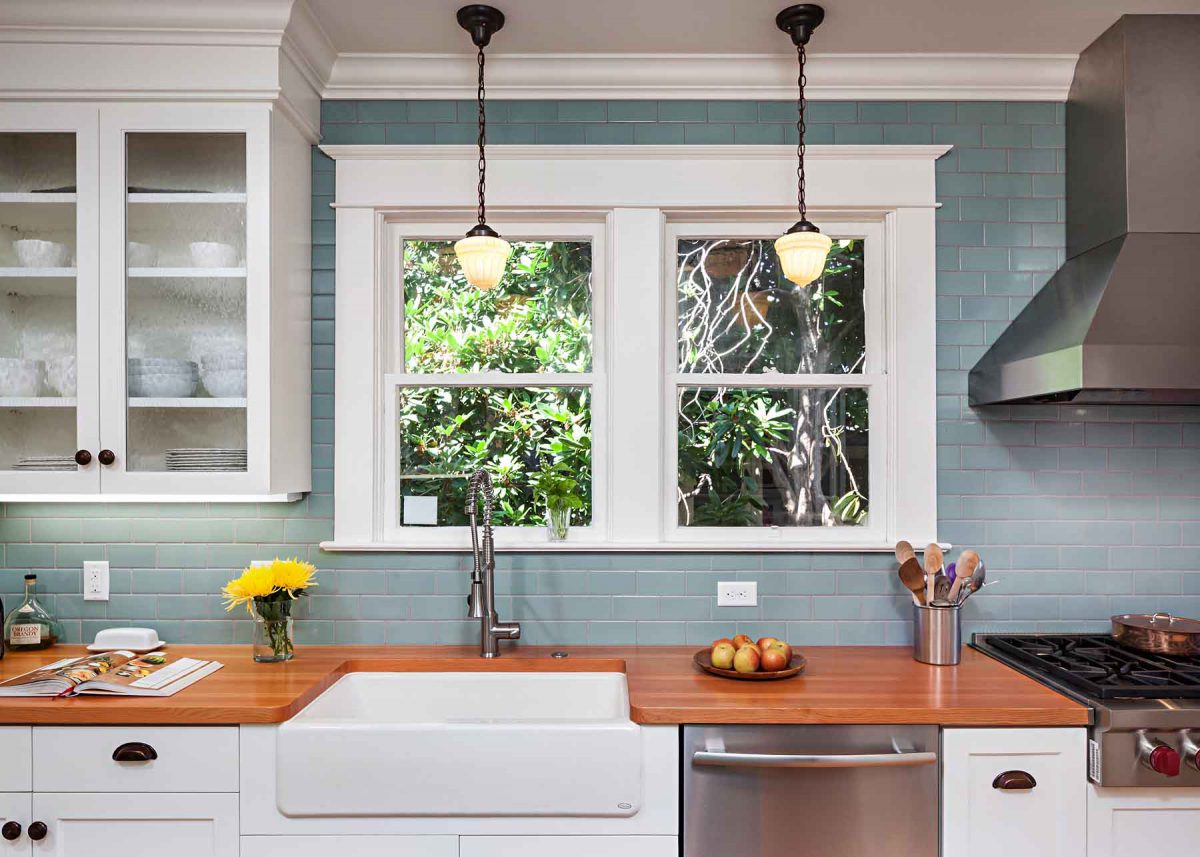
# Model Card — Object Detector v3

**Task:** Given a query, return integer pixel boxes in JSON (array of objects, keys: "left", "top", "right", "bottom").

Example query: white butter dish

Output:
[{"left": 87, "top": 627, "right": 166, "bottom": 654}]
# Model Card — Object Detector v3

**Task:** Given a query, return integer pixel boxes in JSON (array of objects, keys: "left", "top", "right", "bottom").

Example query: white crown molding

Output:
[
  {"left": 320, "top": 143, "right": 953, "bottom": 162},
  {"left": 324, "top": 52, "right": 1077, "bottom": 101},
  {"left": 280, "top": 0, "right": 337, "bottom": 97}
]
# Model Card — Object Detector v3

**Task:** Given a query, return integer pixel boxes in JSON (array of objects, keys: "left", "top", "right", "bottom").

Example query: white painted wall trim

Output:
[{"left": 324, "top": 52, "right": 1077, "bottom": 102}]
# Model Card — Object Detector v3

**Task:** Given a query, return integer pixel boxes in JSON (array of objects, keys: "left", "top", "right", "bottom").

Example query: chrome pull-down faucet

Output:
[{"left": 466, "top": 469, "right": 520, "bottom": 658}]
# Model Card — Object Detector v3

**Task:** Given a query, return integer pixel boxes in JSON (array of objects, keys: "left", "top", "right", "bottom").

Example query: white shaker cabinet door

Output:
[
  {"left": 1088, "top": 786, "right": 1200, "bottom": 856},
  {"left": 942, "top": 728, "right": 1086, "bottom": 857},
  {"left": 0, "top": 794, "right": 31, "bottom": 857},
  {"left": 29, "top": 793, "right": 237, "bottom": 857}
]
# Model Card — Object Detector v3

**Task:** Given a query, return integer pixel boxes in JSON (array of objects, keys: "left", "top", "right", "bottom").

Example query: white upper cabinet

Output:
[{"left": 0, "top": 102, "right": 310, "bottom": 502}]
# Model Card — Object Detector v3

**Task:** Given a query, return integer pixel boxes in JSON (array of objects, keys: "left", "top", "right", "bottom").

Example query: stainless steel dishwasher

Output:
[{"left": 683, "top": 725, "right": 939, "bottom": 856}]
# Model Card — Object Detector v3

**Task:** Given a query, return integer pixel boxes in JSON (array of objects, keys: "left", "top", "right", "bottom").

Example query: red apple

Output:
[
  {"left": 767, "top": 640, "right": 793, "bottom": 663},
  {"left": 756, "top": 636, "right": 779, "bottom": 651},
  {"left": 760, "top": 648, "right": 788, "bottom": 672},
  {"left": 733, "top": 646, "right": 761, "bottom": 673},
  {"left": 710, "top": 642, "right": 736, "bottom": 670},
  {"left": 731, "top": 634, "right": 754, "bottom": 650},
  {"left": 712, "top": 637, "right": 734, "bottom": 649}
]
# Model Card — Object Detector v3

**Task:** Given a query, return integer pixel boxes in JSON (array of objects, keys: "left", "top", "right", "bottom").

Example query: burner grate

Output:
[{"left": 982, "top": 634, "right": 1200, "bottom": 699}]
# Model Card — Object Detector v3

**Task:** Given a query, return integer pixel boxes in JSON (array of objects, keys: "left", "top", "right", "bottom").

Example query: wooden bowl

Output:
[{"left": 693, "top": 648, "right": 807, "bottom": 681}]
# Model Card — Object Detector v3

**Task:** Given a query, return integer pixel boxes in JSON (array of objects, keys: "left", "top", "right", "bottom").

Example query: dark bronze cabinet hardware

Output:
[
  {"left": 74, "top": 449, "right": 92, "bottom": 465},
  {"left": 27, "top": 822, "right": 46, "bottom": 841},
  {"left": 992, "top": 770, "right": 1037, "bottom": 790},
  {"left": 98, "top": 449, "right": 116, "bottom": 466},
  {"left": 112, "top": 741, "right": 158, "bottom": 762},
  {"left": 1, "top": 821, "right": 21, "bottom": 841}
]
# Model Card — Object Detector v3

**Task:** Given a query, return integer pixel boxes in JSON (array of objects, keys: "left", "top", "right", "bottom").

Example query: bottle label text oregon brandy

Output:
[{"left": 3, "top": 574, "right": 61, "bottom": 650}]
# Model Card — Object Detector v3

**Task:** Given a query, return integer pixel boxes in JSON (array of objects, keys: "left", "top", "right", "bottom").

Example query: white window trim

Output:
[{"left": 322, "top": 144, "right": 947, "bottom": 552}]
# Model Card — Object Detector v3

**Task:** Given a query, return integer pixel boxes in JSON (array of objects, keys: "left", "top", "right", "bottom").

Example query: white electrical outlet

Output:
[
  {"left": 83, "top": 560, "right": 109, "bottom": 601},
  {"left": 717, "top": 581, "right": 757, "bottom": 607}
]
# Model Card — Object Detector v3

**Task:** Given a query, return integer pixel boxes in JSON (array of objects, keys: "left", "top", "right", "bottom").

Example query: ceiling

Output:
[{"left": 308, "top": 0, "right": 1200, "bottom": 55}]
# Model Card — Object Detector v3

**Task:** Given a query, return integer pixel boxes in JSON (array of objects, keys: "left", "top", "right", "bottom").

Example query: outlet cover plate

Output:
[
  {"left": 717, "top": 581, "right": 757, "bottom": 607},
  {"left": 83, "top": 560, "right": 109, "bottom": 601}
]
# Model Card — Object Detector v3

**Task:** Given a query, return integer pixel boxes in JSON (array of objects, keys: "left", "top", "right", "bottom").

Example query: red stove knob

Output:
[{"left": 1149, "top": 744, "right": 1181, "bottom": 777}]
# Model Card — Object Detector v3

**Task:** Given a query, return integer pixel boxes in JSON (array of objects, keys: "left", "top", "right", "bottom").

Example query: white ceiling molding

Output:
[{"left": 323, "top": 52, "right": 1078, "bottom": 101}]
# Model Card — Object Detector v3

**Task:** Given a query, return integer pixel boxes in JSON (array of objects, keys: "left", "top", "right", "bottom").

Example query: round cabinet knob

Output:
[
  {"left": 27, "top": 821, "right": 47, "bottom": 841},
  {"left": 97, "top": 449, "right": 116, "bottom": 466},
  {"left": 1, "top": 821, "right": 21, "bottom": 841},
  {"left": 1150, "top": 744, "right": 1181, "bottom": 777},
  {"left": 74, "top": 449, "right": 92, "bottom": 466}
]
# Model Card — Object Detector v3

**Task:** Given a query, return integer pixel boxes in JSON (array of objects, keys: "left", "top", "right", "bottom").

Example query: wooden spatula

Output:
[{"left": 923, "top": 543, "right": 943, "bottom": 605}]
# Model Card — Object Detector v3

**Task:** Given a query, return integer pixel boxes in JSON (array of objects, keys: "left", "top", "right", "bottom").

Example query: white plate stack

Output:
[
  {"left": 14, "top": 455, "right": 76, "bottom": 471},
  {"left": 165, "top": 448, "right": 247, "bottom": 472}
]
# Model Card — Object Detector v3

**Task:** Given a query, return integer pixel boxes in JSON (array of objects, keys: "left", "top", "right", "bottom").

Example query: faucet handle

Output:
[
  {"left": 466, "top": 581, "right": 486, "bottom": 619},
  {"left": 494, "top": 621, "right": 521, "bottom": 641}
]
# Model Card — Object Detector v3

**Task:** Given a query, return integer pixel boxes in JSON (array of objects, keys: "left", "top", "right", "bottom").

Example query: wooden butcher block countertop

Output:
[{"left": 0, "top": 645, "right": 1089, "bottom": 726}]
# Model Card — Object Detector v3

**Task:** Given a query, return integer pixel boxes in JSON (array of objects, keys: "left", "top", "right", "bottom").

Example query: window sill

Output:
[{"left": 318, "top": 539, "right": 943, "bottom": 554}]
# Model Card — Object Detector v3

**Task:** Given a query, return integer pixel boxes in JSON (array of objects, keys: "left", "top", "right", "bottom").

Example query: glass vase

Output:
[
  {"left": 252, "top": 598, "right": 294, "bottom": 663},
  {"left": 546, "top": 505, "right": 571, "bottom": 541}
]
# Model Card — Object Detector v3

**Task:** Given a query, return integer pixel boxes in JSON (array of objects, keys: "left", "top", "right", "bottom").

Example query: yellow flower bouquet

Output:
[{"left": 223, "top": 558, "right": 316, "bottom": 662}]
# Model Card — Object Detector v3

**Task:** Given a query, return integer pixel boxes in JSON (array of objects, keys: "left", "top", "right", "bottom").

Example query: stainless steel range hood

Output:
[{"left": 969, "top": 15, "right": 1200, "bottom": 406}]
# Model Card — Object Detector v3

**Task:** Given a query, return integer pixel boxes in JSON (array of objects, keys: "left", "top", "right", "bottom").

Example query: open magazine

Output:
[{"left": 0, "top": 650, "right": 222, "bottom": 697}]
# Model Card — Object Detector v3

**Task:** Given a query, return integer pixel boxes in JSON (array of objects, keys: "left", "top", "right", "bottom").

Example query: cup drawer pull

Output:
[
  {"left": 992, "top": 770, "right": 1037, "bottom": 790},
  {"left": 112, "top": 742, "right": 158, "bottom": 762}
]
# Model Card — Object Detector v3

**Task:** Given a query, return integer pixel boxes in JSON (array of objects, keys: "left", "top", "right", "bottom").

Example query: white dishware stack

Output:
[
  {"left": 12, "top": 239, "right": 70, "bottom": 268},
  {"left": 165, "top": 448, "right": 247, "bottom": 472},
  {"left": 0, "top": 357, "right": 46, "bottom": 397},
  {"left": 189, "top": 241, "right": 238, "bottom": 268},
  {"left": 127, "top": 357, "right": 198, "bottom": 398},
  {"left": 13, "top": 455, "right": 76, "bottom": 472},
  {"left": 200, "top": 352, "right": 247, "bottom": 397},
  {"left": 44, "top": 355, "right": 76, "bottom": 397},
  {"left": 127, "top": 241, "right": 158, "bottom": 267}
]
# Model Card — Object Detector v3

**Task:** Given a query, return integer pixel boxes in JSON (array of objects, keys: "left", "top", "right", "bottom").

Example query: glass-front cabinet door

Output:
[
  {"left": 0, "top": 106, "right": 100, "bottom": 495},
  {"left": 99, "top": 105, "right": 268, "bottom": 494}
]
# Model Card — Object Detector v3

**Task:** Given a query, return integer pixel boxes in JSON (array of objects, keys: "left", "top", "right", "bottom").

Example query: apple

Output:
[
  {"left": 731, "top": 634, "right": 754, "bottom": 650},
  {"left": 756, "top": 636, "right": 779, "bottom": 651},
  {"left": 760, "top": 648, "right": 788, "bottom": 672},
  {"left": 733, "top": 645, "right": 761, "bottom": 673},
  {"left": 712, "top": 637, "right": 734, "bottom": 649},
  {"left": 710, "top": 642, "right": 736, "bottom": 670},
  {"left": 767, "top": 640, "right": 793, "bottom": 663}
]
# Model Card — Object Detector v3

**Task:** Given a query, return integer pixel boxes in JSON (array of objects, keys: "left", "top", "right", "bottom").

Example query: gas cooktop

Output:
[{"left": 974, "top": 633, "right": 1200, "bottom": 700}]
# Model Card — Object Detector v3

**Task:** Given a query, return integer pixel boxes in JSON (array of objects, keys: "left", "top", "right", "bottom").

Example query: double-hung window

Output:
[{"left": 327, "top": 144, "right": 942, "bottom": 551}]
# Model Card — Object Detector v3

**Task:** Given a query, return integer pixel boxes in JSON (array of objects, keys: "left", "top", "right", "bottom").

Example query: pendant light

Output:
[
  {"left": 774, "top": 4, "right": 832, "bottom": 288},
  {"left": 455, "top": 4, "right": 511, "bottom": 290}
]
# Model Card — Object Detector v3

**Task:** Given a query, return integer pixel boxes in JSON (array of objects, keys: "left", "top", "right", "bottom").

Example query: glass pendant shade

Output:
[
  {"left": 774, "top": 228, "right": 832, "bottom": 288},
  {"left": 455, "top": 233, "right": 512, "bottom": 290}
]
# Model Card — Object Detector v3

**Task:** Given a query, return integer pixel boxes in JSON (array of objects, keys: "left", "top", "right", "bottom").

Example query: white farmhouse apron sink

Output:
[{"left": 275, "top": 671, "right": 644, "bottom": 818}]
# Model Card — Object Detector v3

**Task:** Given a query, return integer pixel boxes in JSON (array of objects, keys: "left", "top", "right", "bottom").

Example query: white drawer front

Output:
[
  {"left": 32, "top": 727, "right": 238, "bottom": 793},
  {"left": 460, "top": 836, "right": 678, "bottom": 857},
  {"left": 241, "top": 836, "right": 458, "bottom": 857},
  {"left": 0, "top": 728, "right": 31, "bottom": 792}
]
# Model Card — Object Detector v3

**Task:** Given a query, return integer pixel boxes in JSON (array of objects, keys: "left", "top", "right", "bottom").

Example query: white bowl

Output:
[
  {"left": 13, "top": 239, "right": 70, "bottom": 268},
  {"left": 0, "top": 358, "right": 44, "bottom": 397},
  {"left": 200, "top": 352, "right": 247, "bottom": 371},
  {"left": 127, "top": 241, "right": 158, "bottom": 267},
  {"left": 189, "top": 241, "right": 238, "bottom": 268},
  {"left": 44, "top": 355, "right": 76, "bottom": 396},
  {"left": 128, "top": 373, "right": 198, "bottom": 398},
  {"left": 201, "top": 369, "right": 246, "bottom": 398},
  {"left": 128, "top": 358, "right": 197, "bottom": 377}
]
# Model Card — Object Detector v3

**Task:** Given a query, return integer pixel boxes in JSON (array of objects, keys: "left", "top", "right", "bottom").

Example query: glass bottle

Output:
[{"left": 3, "top": 574, "right": 62, "bottom": 650}]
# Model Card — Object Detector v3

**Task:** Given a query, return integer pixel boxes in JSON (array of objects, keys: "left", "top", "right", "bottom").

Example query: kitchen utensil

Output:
[
  {"left": 948, "top": 550, "right": 979, "bottom": 603},
  {"left": 945, "top": 561, "right": 956, "bottom": 583},
  {"left": 913, "top": 602, "right": 961, "bottom": 665},
  {"left": 895, "top": 540, "right": 915, "bottom": 564},
  {"left": 127, "top": 241, "right": 158, "bottom": 267},
  {"left": 923, "top": 543, "right": 943, "bottom": 605},
  {"left": 933, "top": 572, "right": 951, "bottom": 603},
  {"left": 0, "top": 358, "right": 45, "bottom": 397},
  {"left": 692, "top": 648, "right": 806, "bottom": 681},
  {"left": 898, "top": 558, "right": 926, "bottom": 606},
  {"left": 1111, "top": 613, "right": 1200, "bottom": 656},
  {"left": 190, "top": 241, "right": 237, "bottom": 268},
  {"left": 957, "top": 563, "right": 990, "bottom": 605},
  {"left": 13, "top": 239, "right": 70, "bottom": 268}
]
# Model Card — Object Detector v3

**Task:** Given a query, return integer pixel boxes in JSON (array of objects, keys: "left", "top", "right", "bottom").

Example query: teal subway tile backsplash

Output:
[{"left": 1, "top": 99, "right": 1197, "bottom": 645}]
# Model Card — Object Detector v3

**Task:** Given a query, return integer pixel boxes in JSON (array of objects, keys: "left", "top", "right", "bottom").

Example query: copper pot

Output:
[{"left": 1111, "top": 613, "right": 1200, "bottom": 656}]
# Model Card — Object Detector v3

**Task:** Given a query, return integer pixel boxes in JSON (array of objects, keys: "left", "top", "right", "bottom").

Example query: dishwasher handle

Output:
[{"left": 692, "top": 748, "right": 938, "bottom": 769}]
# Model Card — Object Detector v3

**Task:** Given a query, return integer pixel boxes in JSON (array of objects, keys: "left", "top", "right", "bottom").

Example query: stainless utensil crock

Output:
[{"left": 912, "top": 603, "right": 961, "bottom": 666}]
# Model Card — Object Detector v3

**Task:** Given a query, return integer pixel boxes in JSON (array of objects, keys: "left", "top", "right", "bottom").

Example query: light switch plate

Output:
[
  {"left": 83, "top": 560, "right": 109, "bottom": 601},
  {"left": 717, "top": 581, "right": 757, "bottom": 607}
]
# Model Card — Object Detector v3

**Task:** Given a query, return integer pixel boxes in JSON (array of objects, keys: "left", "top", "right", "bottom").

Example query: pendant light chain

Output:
[
  {"left": 795, "top": 42, "right": 808, "bottom": 222},
  {"left": 476, "top": 42, "right": 488, "bottom": 227}
]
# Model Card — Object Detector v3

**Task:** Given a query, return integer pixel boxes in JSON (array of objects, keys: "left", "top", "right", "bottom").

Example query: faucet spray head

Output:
[{"left": 466, "top": 581, "right": 486, "bottom": 618}]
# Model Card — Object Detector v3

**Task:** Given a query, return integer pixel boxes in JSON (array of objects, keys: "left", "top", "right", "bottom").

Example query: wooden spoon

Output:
[
  {"left": 923, "top": 543, "right": 944, "bottom": 605},
  {"left": 949, "top": 550, "right": 979, "bottom": 604},
  {"left": 898, "top": 557, "right": 926, "bottom": 606},
  {"left": 895, "top": 540, "right": 915, "bottom": 565}
]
